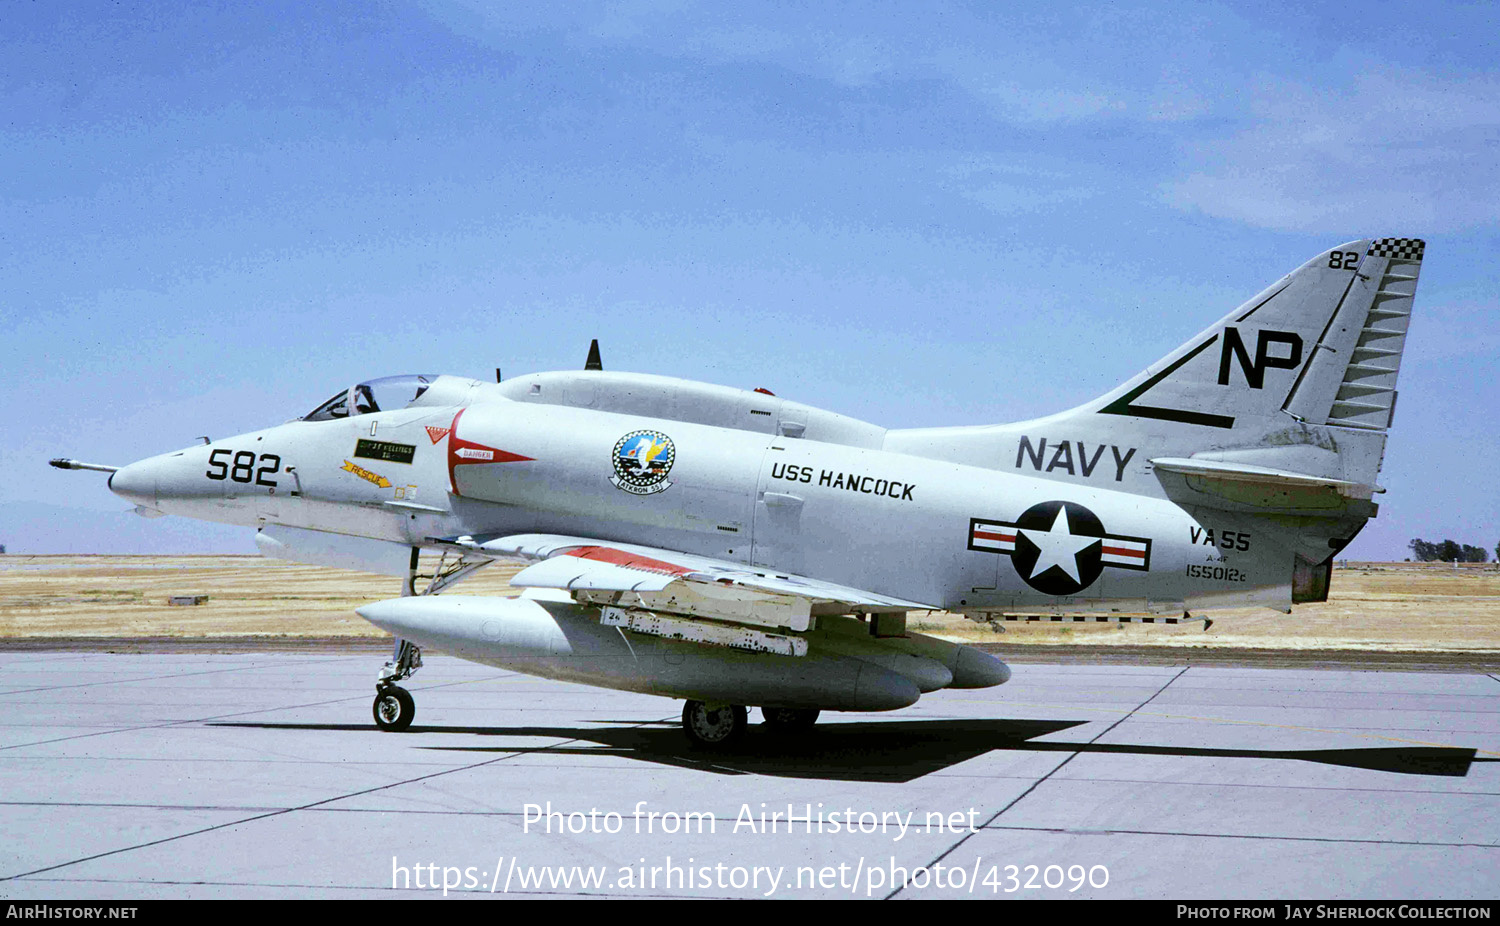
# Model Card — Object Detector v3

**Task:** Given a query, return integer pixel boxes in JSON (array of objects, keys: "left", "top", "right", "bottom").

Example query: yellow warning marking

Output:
[{"left": 342, "top": 459, "right": 391, "bottom": 488}]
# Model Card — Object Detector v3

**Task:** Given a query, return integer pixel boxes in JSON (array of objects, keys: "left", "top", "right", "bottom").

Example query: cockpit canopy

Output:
[{"left": 303, "top": 374, "right": 440, "bottom": 421}]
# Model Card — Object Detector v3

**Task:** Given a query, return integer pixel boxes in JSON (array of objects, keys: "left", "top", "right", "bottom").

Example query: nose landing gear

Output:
[
  {"left": 373, "top": 684, "right": 415, "bottom": 731},
  {"left": 373, "top": 636, "right": 423, "bottom": 732}
]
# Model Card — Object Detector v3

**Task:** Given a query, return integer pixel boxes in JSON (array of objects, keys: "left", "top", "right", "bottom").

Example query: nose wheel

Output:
[
  {"left": 373, "top": 685, "right": 415, "bottom": 731},
  {"left": 681, "top": 700, "right": 747, "bottom": 749},
  {"left": 373, "top": 634, "right": 422, "bottom": 733}
]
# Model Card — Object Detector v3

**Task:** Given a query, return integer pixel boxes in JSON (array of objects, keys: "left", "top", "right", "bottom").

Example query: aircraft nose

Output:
[{"left": 108, "top": 460, "right": 158, "bottom": 508}]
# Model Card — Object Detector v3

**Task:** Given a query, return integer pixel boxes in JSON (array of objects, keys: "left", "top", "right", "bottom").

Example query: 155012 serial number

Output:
[{"left": 1185, "top": 563, "right": 1247, "bottom": 582}]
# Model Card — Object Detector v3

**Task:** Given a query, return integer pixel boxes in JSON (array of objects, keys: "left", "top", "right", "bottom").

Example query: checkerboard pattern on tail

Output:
[{"left": 1367, "top": 238, "right": 1424, "bottom": 261}]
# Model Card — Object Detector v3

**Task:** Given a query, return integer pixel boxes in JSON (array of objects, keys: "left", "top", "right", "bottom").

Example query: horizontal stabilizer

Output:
[{"left": 1151, "top": 456, "right": 1378, "bottom": 511}]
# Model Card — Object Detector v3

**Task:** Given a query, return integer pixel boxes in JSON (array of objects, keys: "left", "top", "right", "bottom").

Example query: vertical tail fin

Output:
[
  {"left": 1092, "top": 238, "right": 1423, "bottom": 447},
  {"left": 888, "top": 238, "right": 1425, "bottom": 495}
]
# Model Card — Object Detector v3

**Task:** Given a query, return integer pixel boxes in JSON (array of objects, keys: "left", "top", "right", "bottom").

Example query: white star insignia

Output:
[{"left": 1020, "top": 505, "right": 1100, "bottom": 584}]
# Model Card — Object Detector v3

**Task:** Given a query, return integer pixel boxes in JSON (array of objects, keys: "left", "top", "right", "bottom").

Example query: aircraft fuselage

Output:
[{"left": 110, "top": 395, "right": 1293, "bottom": 616}]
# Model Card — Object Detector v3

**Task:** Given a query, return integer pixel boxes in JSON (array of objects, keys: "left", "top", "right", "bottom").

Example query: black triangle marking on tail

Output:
[
  {"left": 1099, "top": 335, "right": 1235, "bottom": 429},
  {"left": 1098, "top": 281, "right": 1294, "bottom": 429}
]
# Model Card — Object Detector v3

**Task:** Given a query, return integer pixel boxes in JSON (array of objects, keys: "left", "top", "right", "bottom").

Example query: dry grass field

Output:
[{"left": 1, "top": 556, "right": 1497, "bottom": 653}]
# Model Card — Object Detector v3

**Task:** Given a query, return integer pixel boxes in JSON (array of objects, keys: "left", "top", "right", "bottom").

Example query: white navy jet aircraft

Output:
[{"left": 54, "top": 238, "right": 1425, "bottom": 747}]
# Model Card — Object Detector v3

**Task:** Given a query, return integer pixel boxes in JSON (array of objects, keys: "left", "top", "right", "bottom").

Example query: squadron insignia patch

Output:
[{"left": 611, "top": 430, "right": 676, "bottom": 496}]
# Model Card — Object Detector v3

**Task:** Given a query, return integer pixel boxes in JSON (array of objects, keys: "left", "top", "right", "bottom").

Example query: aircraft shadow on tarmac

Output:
[{"left": 209, "top": 718, "right": 1491, "bottom": 783}]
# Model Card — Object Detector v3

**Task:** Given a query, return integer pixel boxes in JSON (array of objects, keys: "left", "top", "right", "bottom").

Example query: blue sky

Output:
[{"left": 3, "top": 0, "right": 1497, "bottom": 559}]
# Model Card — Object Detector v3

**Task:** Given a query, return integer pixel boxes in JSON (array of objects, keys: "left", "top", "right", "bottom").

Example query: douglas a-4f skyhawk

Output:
[{"left": 54, "top": 238, "right": 1424, "bottom": 747}]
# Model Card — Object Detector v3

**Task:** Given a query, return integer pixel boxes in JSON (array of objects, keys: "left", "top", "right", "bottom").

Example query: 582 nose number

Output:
[{"left": 206, "top": 450, "right": 280, "bottom": 486}]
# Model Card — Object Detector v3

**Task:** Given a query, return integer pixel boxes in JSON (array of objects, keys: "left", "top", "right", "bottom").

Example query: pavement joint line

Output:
[
  {"left": 917, "top": 765, "right": 1500, "bottom": 790},
  {"left": 0, "top": 756, "right": 490, "bottom": 767},
  {"left": 983, "top": 823, "right": 1500, "bottom": 850},
  {"left": 1117, "top": 719, "right": 1500, "bottom": 734},
  {"left": 0, "top": 653, "right": 102, "bottom": 666},
  {"left": 235, "top": 760, "right": 1500, "bottom": 805},
  {"left": 1004, "top": 689, "right": 1500, "bottom": 701},
  {"left": 0, "top": 801, "right": 294, "bottom": 812},
  {"left": 1, "top": 712, "right": 678, "bottom": 884},
  {"left": 1156, "top": 705, "right": 1500, "bottom": 715},
  {"left": 0, "top": 656, "right": 365, "bottom": 698},
  {"left": 0, "top": 671, "right": 500, "bottom": 753},
  {"left": 884, "top": 666, "right": 1191, "bottom": 899},
  {"left": 0, "top": 694, "right": 375, "bottom": 753},
  {"left": 1031, "top": 776, "right": 1500, "bottom": 797},
  {"left": 977, "top": 699, "right": 1500, "bottom": 758}
]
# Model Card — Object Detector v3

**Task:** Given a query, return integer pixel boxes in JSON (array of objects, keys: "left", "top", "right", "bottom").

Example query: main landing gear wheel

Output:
[
  {"left": 373, "top": 685, "right": 415, "bottom": 732},
  {"left": 761, "top": 707, "right": 820, "bottom": 731},
  {"left": 681, "top": 700, "right": 747, "bottom": 749}
]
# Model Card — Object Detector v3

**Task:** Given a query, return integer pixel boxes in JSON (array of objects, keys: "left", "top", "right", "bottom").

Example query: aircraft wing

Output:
[{"left": 429, "top": 533, "right": 927, "bottom": 631}]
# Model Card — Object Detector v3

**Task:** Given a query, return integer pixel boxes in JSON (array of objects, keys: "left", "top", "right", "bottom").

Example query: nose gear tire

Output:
[{"left": 373, "top": 685, "right": 415, "bottom": 732}]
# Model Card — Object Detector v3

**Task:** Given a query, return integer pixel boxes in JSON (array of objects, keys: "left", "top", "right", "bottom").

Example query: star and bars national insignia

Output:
[{"left": 968, "top": 500, "right": 1151, "bottom": 597}]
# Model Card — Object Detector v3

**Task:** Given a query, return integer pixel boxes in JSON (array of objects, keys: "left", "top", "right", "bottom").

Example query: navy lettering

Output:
[
  {"left": 1046, "top": 441, "right": 1075, "bottom": 475},
  {"left": 1077, "top": 442, "right": 1105, "bottom": 478},
  {"left": 1017, "top": 435, "right": 1046, "bottom": 471}
]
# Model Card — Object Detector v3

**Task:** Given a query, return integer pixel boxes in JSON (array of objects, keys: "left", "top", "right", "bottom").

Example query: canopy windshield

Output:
[{"left": 303, "top": 374, "right": 439, "bottom": 421}]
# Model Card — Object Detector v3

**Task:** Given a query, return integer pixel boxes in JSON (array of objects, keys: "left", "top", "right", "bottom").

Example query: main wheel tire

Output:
[
  {"left": 373, "top": 685, "right": 415, "bottom": 732},
  {"left": 761, "top": 707, "right": 820, "bottom": 731},
  {"left": 681, "top": 700, "right": 747, "bottom": 749}
]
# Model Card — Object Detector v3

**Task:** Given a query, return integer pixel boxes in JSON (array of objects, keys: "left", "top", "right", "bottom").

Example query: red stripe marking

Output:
[
  {"left": 447, "top": 408, "right": 535, "bottom": 495},
  {"left": 1101, "top": 545, "right": 1145, "bottom": 558},
  {"left": 563, "top": 546, "right": 693, "bottom": 577},
  {"left": 972, "top": 530, "right": 1016, "bottom": 542}
]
